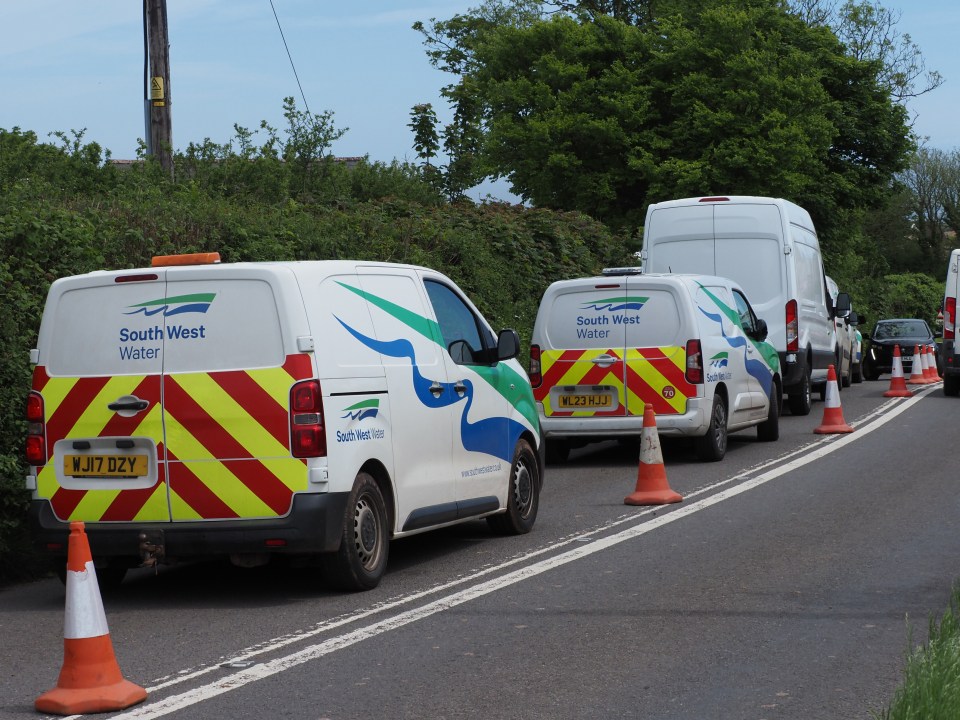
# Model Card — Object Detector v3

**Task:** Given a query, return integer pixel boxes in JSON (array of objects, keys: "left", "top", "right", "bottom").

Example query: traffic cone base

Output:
[
  {"left": 625, "top": 404, "right": 682, "bottom": 505},
  {"left": 907, "top": 345, "right": 926, "bottom": 384},
  {"left": 35, "top": 522, "right": 146, "bottom": 715},
  {"left": 884, "top": 345, "right": 913, "bottom": 398},
  {"left": 814, "top": 365, "right": 854, "bottom": 434}
]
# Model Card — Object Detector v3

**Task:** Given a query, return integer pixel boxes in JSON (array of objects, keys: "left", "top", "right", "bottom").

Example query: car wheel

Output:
[
  {"left": 321, "top": 471, "right": 389, "bottom": 591},
  {"left": 945, "top": 375, "right": 960, "bottom": 397},
  {"left": 488, "top": 438, "right": 540, "bottom": 535},
  {"left": 862, "top": 360, "right": 879, "bottom": 381},
  {"left": 841, "top": 360, "right": 851, "bottom": 388},
  {"left": 695, "top": 395, "right": 728, "bottom": 462},
  {"left": 787, "top": 367, "right": 812, "bottom": 416},
  {"left": 756, "top": 386, "right": 779, "bottom": 442},
  {"left": 852, "top": 362, "right": 863, "bottom": 384}
]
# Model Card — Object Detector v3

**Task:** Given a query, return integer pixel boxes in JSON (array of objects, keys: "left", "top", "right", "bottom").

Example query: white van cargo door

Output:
[
  {"left": 35, "top": 272, "right": 170, "bottom": 523},
  {"left": 643, "top": 204, "right": 715, "bottom": 274},
  {"left": 160, "top": 268, "right": 313, "bottom": 522},
  {"left": 536, "top": 282, "right": 629, "bottom": 420}
]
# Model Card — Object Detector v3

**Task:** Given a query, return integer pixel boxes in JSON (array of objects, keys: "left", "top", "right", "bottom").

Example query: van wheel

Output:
[
  {"left": 695, "top": 396, "right": 727, "bottom": 462},
  {"left": 945, "top": 375, "right": 960, "bottom": 397},
  {"left": 852, "top": 362, "right": 863, "bottom": 384},
  {"left": 787, "top": 369, "right": 812, "bottom": 416},
  {"left": 756, "top": 387, "right": 779, "bottom": 442},
  {"left": 488, "top": 439, "right": 540, "bottom": 535},
  {"left": 321, "top": 472, "right": 389, "bottom": 591}
]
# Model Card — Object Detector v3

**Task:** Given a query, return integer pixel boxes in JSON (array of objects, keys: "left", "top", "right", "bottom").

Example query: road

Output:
[{"left": 2, "top": 378, "right": 958, "bottom": 719}]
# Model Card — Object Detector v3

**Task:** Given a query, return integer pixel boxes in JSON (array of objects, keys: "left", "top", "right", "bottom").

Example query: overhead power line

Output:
[{"left": 269, "top": 0, "right": 311, "bottom": 115}]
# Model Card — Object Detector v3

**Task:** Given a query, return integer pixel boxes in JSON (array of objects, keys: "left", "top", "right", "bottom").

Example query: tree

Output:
[
  {"left": 418, "top": 0, "right": 912, "bottom": 241},
  {"left": 409, "top": 103, "right": 440, "bottom": 169}
]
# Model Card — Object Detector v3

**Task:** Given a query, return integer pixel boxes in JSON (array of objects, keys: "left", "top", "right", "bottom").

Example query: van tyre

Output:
[
  {"left": 695, "top": 395, "right": 728, "bottom": 462},
  {"left": 787, "top": 368, "right": 812, "bottom": 416},
  {"left": 756, "top": 386, "right": 779, "bottom": 442},
  {"left": 945, "top": 375, "right": 960, "bottom": 397},
  {"left": 488, "top": 439, "right": 540, "bottom": 535},
  {"left": 322, "top": 472, "right": 389, "bottom": 591}
]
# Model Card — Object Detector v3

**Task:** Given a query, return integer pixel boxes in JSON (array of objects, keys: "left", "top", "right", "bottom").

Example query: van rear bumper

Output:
[
  {"left": 539, "top": 397, "right": 708, "bottom": 438},
  {"left": 28, "top": 492, "right": 349, "bottom": 562}
]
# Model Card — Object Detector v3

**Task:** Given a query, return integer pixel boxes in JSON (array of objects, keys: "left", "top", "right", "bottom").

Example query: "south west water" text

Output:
[
  {"left": 575, "top": 313, "right": 643, "bottom": 339},
  {"left": 118, "top": 324, "right": 207, "bottom": 360}
]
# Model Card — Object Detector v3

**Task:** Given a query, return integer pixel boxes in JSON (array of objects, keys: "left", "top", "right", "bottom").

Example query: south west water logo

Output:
[
  {"left": 124, "top": 293, "right": 216, "bottom": 317},
  {"left": 709, "top": 353, "right": 729, "bottom": 369},
  {"left": 342, "top": 399, "right": 380, "bottom": 422},
  {"left": 580, "top": 296, "right": 649, "bottom": 312}
]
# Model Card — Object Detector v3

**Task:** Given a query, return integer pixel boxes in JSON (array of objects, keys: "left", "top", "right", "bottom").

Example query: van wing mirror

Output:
[
  {"left": 834, "top": 292, "right": 851, "bottom": 318},
  {"left": 496, "top": 329, "right": 521, "bottom": 361},
  {"left": 752, "top": 318, "right": 769, "bottom": 342}
]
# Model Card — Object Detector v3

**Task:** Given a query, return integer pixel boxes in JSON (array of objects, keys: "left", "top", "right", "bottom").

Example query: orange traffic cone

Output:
[
  {"left": 35, "top": 522, "right": 146, "bottom": 715},
  {"left": 625, "top": 404, "right": 682, "bottom": 505},
  {"left": 924, "top": 345, "right": 940, "bottom": 382},
  {"left": 814, "top": 365, "right": 854, "bottom": 434},
  {"left": 907, "top": 345, "right": 927, "bottom": 384},
  {"left": 884, "top": 345, "right": 913, "bottom": 397}
]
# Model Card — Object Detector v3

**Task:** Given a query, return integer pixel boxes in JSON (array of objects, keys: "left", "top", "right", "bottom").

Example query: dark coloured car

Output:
[{"left": 861, "top": 318, "right": 938, "bottom": 380}]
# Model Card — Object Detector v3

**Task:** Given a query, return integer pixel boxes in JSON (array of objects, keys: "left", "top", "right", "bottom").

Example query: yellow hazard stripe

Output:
[
  {"left": 169, "top": 372, "right": 289, "bottom": 459},
  {"left": 248, "top": 366, "right": 299, "bottom": 406}
]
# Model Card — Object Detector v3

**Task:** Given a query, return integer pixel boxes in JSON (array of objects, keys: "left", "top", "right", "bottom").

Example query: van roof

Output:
[{"left": 646, "top": 195, "right": 814, "bottom": 232}]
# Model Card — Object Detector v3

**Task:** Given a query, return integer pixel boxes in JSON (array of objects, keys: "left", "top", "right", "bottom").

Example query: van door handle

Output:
[
  {"left": 454, "top": 382, "right": 467, "bottom": 396},
  {"left": 108, "top": 397, "right": 149, "bottom": 412},
  {"left": 591, "top": 354, "right": 617, "bottom": 366},
  {"left": 429, "top": 382, "right": 444, "bottom": 398}
]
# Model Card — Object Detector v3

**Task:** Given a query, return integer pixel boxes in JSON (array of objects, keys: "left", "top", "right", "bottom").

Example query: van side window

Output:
[
  {"left": 732, "top": 290, "right": 757, "bottom": 335},
  {"left": 424, "top": 279, "right": 493, "bottom": 365}
]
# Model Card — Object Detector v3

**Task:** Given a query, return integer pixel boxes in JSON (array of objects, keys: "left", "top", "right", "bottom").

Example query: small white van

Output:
[
  {"left": 640, "top": 196, "right": 845, "bottom": 415},
  {"left": 529, "top": 269, "right": 781, "bottom": 462},
  {"left": 25, "top": 253, "right": 542, "bottom": 590},
  {"left": 825, "top": 275, "right": 854, "bottom": 389}
]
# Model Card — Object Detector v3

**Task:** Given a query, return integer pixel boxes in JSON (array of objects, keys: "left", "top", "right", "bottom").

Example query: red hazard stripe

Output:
[
  {"left": 45, "top": 376, "right": 112, "bottom": 455},
  {"left": 283, "top": 353, "right": 313, "bottom": 380},
  {"left": 100, "top": 476, "right": 165, "bottom": 522},
  {"left": 164, "top": 379, "right": 294, "bottom": 515},
  {"left": 534, "top": 350, "right": 602, "bottom": 401},
  {"left": 166, "top": 448, "right": 239, "bottom": 520},
  {"left": 623, "top": 369, "right": 679, "bottom": 416},
  {"left": 32, "top": 365, "right": 50, "bottom": 392},
  {"left": 209, "top": 370, "right": 288, "bottom": 448},
  {"left": 49, "top": 488, "right": 86, "bottom": 520}
]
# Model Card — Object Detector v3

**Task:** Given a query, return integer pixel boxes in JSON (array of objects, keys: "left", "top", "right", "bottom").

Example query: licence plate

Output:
[
  {"left": 557, "top": 394, "right": 612, "bottom": 409},
  {"left": 63, "top": 454, "right": 148, "bottom": 478}
]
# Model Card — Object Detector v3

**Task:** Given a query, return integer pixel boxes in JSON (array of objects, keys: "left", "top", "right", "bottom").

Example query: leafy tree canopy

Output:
[{"left": 418, "top": 0, "right": 913, "bottom": 243}]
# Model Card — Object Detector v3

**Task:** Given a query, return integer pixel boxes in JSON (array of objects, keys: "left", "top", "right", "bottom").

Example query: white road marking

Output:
[{"left": 84, "top": 388, "right": 933, "bottom": 720}]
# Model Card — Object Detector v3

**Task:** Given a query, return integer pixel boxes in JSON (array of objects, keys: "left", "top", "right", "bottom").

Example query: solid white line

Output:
[{"left": 96, "top": 388, "right": 932, "bottom": 720}]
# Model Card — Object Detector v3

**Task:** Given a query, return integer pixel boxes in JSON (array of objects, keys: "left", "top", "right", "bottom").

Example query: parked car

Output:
[
  {"left": 826, "top": 276, "right": 853, "bottom": 389},
  {"left": 850, "top": 312, "right": 864, "bottom": 383},
  {"left": 861, "top": 318, "right": 938, "bottom": 380}
]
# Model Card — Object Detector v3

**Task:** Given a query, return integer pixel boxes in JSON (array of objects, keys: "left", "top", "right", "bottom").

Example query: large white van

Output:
[
  {"left": 25, "top": 253, "right": 542, "bottom": 590},
  {"left": 530, "top": 269, "right": 781, "bottom": 462},
  {"left": 941, "top": 248, "right": 960, "bottom": 395},
  {"left": 640, "top": 196, "right": 845, "bottom": 415}
]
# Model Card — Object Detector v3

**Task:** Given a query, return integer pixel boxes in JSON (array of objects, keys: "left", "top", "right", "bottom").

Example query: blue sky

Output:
[{"left": 1, "top": 1, "right": 957, "bottom": 202}]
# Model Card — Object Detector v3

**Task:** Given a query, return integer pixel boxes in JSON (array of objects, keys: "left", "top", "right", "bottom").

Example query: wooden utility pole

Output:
[{"left": 145, "top": 0, "right": 173, "bottom": 177}]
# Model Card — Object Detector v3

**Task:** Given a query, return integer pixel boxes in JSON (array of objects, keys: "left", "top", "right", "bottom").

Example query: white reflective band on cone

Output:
[{"left": 64, "top": 561, "right": 110, "bottom": 639}]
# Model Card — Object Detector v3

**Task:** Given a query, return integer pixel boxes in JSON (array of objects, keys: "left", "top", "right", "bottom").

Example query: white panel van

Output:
[
  {"left": 25, "top": 253, "right": 542, "bottom": 591},
  {"left": 640, "top": 196, "right": 841, "bottom": 415},
  {"left": 941, "top": 248, "right": 960, "bottom": 395}
]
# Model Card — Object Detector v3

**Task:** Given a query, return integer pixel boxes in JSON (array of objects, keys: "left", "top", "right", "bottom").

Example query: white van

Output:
[
  {"left": 640, "top": 196, "right": 845, "bottom": 415},
  {"left": 825, "top": 275, "right": 854, "bottom": 388},
  {"left": 25, "top": 253, "right": 542, "bottom": 590},
  {"left": 529, "top": 269, "right": 781, "bottom": 462},
  {"left": 941, "top": 248, "right": 960, "bottom": 395}
]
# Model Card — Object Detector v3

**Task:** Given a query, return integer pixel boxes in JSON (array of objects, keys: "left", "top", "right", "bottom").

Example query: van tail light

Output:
[
  {"left": 529, "top": 345, "right": 542, "bottom": 388},
  {"left": 685, "top": 339, "right": 703, "bottom": 384},
  {"left": 289, "top": 380, "right": 326, "bottom": 458},
  {"left": 785, "top": 299, "right": 799, "bottom": 352},
  {"left": 25, "top": 391, "right": 47, "bottom": 466},
  {"left": 945, "top": 297, "right": 956, "bottom": 340}
]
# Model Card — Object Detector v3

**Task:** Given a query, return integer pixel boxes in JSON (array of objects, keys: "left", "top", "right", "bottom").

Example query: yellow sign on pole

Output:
[{"left": 150, "top": 77, "right": 164, "bottom": 101}]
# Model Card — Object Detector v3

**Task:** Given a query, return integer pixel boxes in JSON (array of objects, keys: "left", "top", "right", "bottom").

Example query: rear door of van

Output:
[
  {"left": 535, "top": 280, "right": 629, "bottom": 421},
  {"left": 159, "top": 266, "right": 313, "bottom": 522}
]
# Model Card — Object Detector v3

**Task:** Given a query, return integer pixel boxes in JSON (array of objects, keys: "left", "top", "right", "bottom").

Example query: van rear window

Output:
[{"left": 545, "top": 288, "right": 681, "bottom": 349}]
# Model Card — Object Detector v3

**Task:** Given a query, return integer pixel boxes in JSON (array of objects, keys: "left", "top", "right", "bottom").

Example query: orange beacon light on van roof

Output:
[{"left": 151, "top": 252, "right": 222, "bottom": 267}]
